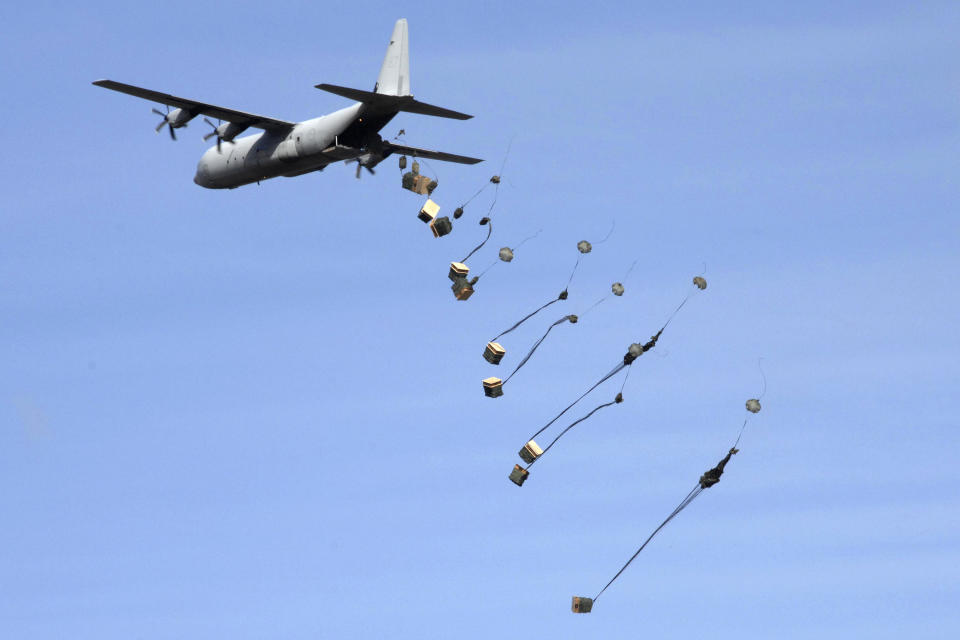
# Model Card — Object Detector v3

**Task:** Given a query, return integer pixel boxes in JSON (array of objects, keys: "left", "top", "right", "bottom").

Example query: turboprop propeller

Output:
[
  {"left": 151, "top": 106, "right": 195, "bottom": 140},
  {"left": 202, "top": 118, "right": 247, "bottom": 153}
]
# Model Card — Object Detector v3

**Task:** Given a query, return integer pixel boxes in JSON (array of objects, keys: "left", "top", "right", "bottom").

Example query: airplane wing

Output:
[
  {"left": 92, "top": 80, "right": 296, "bottom": 132},
  {"left": 384, "top": 142, "right": 483, "bottom": 165}
]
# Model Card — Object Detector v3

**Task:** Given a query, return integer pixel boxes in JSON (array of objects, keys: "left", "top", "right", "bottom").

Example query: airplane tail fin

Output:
[
  {"left": 376, "top": 18, "right": 410, "bottom": 96},
  {"left": 315, "top": 20, "right": 473, "bottom": 120}
]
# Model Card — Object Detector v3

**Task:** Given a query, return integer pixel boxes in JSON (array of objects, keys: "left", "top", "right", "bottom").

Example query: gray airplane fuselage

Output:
[
  {"left": 193, "top": 103, "right": 395, "bottom": 189},
  {"left": 193, "top": 102, "right": 396, "bottom": 189},
  {"left": 96, "top": 20, "right": 480, "bottom": 189}
]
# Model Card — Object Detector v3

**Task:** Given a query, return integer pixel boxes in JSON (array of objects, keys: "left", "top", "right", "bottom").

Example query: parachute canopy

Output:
[
  {"left": 746, "top": 398, "right": 761, "bottom": 413},
  {"left": 611, "top": 282, "right": 624, "bottom": 296},
  {"left": 577, "top": 240, "right": 592, "bottom": 254},
  {"left": 693, "top": 276, "right": 707, "bottom": 290},
  {"left": 499, "top": 247, "right": 514, "bottom": 262}
]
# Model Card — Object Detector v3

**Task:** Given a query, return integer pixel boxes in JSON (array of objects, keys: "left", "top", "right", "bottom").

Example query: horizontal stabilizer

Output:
[
  {"left": 315, "top": 83, "right": 473, "bottom": 120},
  {"left": 385, "top": 141, "right": 483, "bottom": 165}
]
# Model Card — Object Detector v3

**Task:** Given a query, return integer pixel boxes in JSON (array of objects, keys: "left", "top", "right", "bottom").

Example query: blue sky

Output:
[{"left": 2, "top": 1, "right": 958, "bottom": 637}]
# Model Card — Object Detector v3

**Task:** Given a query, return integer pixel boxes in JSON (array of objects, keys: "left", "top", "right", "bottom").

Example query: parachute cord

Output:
[
  {"left": 758, "top": 358, "right": 767, "bottom": 400},
  {"left": 595, "top": 220, "right": 616, "bottom": 245},
  {"left": 732, "top": 361, "right": 766, "bottom": 450},
  {"left": 623, "top": 259, "right": 639, "bottom": 283},
  {"left": 732, "top": 416, "right": 750, "bottom": 450},
  {"left": 475, "top": 259, "right": 499, "bottom": 281},
  {"left": 526, "top": 397, "right": 619, "bottom": 470},
  {"left": 578, "top": 295, "right": 608, "bottom": 320},
  {"left": 503, "top": 316, "right": 573, "bottom": 385},
  {"left": 492, "top": 296, "right": 564, "bottom": 342},
  {"left": 660, "top": 285, "right": 695, "bottom": 332},
  {"left": 486, "top": 182, "right": 501, "bottom": 218},
  {"left": 619, "top": 364, "right": 633, "bottom": 394},
  {"left": 460, "top": 183, "right": 490, "bottom": 208},
  {"left": 513, "top": 228, "right": 543, "bottom": 251},
  {"left": 498, "top": 135, "right": 515, "bottom": 178},
  {"left": 565, "top": 254, "right": 582, "bottom": 291},
  {"left": 419, "top": 157, "right": 440, "bottom": 183},
  {"left": 527, "top": 361, "right": 626, "bottom": 442},
  {"left": 660, "top": 263, "right": 707, "bottom": 331},
  {"left": 484, "top": 138, "right": 513, "bottom": 219},
  {"left": 461, "top": 220, "right": 493, "bottom": 263},
  {"left": 594, "top": 484, "right": 705, "bottom": 602},
  {"left": 525, "top": 366, "right": 633, "bottom": 472},
  {"left": 580, "top": 256, "right": 634, "bottom": 320}
]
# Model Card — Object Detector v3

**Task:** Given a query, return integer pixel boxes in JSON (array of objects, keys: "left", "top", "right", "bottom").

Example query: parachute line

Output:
[
  {"left": 594, "top": 484, "right": 705, "bottom": 601},
  {"left": 527, "top": 396, "right": 619, "bottom": 469},
  {"left": 503, "top": 315, "right": 573, "bottom": 385},
  {"left": 475, "top": 258, "right": 499, "bottom": 280},
  {"left": 527, "top": 361, "right": 627, "bottom": 443},
  {"left": 460, "top": 183, "right": 490, "bottom": 208},
  {"left": 579, "top": 295, "right": 608, "bottom": 319},
  {"left": 513, "top": 228, "right": 543, "bottom": 251},
  {"left": 461, "top": 220, "right": 493, "bottom": 263},
  {"left": 492, "top": 296, "right": 564, "bottom": 342},
  {"left": 595, "top": 220, "right": 616, "bottom": 245},
  {"left": 758, "top": 357, "right": 768, "bottom": 400},
  {"left": 565, "top": 254, "right": 582, "bottom": 291}
]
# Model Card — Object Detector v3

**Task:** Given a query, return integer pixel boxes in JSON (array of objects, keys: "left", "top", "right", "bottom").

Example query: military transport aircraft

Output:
[{"left": 93, "top": 19, "right": 482, "bottom": 189}]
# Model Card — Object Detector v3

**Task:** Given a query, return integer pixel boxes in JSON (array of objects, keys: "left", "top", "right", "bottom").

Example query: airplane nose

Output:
[{"left": 194, "top": 159, "right": 212, "bottom": 188}]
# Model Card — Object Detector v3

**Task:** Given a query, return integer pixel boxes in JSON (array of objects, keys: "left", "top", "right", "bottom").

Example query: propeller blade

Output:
[
  {"left": 155, "top": 120, "right": 166, "bottom": 133},
  {"left": 366, "top": 166, "right": 376, "bottom": 175},
  {"left": 216, "top": 137, "right": 221, "bottom": 153},
  {"left": 168, "top": 124, "right": 176, "bottom": 141},
  {"left": 203, "top": 131, "right": 217, "bottom": 141},
  {"left": 152, "top": 108, "right": 166, "bottom": 117},
  {"left": 355, "top": 162, "right": 362, "bottom": 179}
]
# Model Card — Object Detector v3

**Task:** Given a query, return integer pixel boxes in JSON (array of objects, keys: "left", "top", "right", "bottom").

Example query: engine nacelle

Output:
[
  {"left": 167, "top": 107, "right": 196, "bottom": 128},
  {"left": 216, "top": 122, "right": 248, "bottom": 141}
]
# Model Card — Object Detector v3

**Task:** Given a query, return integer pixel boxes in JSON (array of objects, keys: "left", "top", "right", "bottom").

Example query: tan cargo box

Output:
[
  {"left": 571, "top": 596, "right": 593, "bottom": 613},
  {"left": 509, "top": 464, "right": 529, "bottom": 486},
  {"left": 449, "top": 262, "right": 469, "bottom": 282},
  {"left": 482, "top": 376, "right": 503, "bottom": 398},
  {"left": 518, "top": 439, "right": 543, "bottom": 464},
  {"left": 483, "top": 341, "right": 506, "bottom": 365},
  {"left": 418, "top": 199, "right": 440, "bottom": 223}
]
